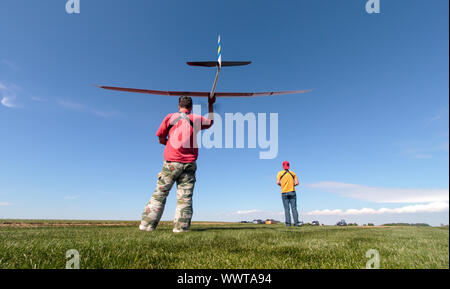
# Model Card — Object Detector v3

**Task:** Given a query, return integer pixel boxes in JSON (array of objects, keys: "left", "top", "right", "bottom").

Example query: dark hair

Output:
[{"left": 179, "top": 96, "right": 193, "bottom": 110}]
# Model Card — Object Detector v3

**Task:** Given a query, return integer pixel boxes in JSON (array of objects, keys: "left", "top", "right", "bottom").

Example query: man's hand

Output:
[
  {"left": 207, "top": 95, "right": 215, "bottom": 122},
  {"left": 209, "top": 94, "right": 216, "bottom": 105}
]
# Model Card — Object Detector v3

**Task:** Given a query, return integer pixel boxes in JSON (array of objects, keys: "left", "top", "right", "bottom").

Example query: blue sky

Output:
[{"left": 0, "top": 0, "right": 448, "bottom": 225}]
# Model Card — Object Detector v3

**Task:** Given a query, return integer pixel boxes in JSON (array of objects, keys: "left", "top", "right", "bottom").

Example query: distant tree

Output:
[{"left": 368, "top": 223, "right": 374, "bottom": 226}]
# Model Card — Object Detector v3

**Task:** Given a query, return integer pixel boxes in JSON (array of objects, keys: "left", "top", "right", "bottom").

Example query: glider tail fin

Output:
[
  {"left": 186, "top": 35, "right": 251, "bottom": 67},
  {"left": 218, "top": 35, "right": 222, "bottom": 67}
]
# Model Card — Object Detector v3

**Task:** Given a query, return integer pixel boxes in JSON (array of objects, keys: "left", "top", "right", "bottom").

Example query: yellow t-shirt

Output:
[{"left": 277, "top": 170, "right": 298, "bottom": 193}]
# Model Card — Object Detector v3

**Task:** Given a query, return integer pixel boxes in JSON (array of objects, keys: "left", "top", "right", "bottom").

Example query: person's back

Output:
[
  {"left": 277, "top": 169, "right": 298, "bottom": 194},
  {"left": 140, "top": 95, "right": 215, "bottom": 233},
  {"left": 157, "top": 111, "right": 213, "bottom": 163},
  {"left": 276, "top": 161, "right": 300, "bottom": 227}
]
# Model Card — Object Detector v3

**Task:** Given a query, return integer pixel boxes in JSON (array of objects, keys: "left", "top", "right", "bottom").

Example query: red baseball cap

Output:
[{"left": 282, "top": 161, "right": 290, "bottom": 170}]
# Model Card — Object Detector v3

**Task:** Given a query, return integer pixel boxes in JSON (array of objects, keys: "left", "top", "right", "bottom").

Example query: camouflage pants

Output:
[{"left": 141, "top": 161, "right": 196, "bottom": 232}]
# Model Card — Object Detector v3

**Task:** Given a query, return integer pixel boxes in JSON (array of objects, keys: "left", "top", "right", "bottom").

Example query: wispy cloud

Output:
[
  {"left": 0, "top": 82, "right": 21, "bottom": 108},
  {"left": 58, "top": 99, "right": 120, "bottom": 118},
  {"left": 91, "top": 109, "right": 120, "bottom": 118},
  {"left": 58, "top": 99, "right": 85, "bottom": 111},
  {"left": 398, "top": 109, "right": 449, "bottom": 159},
  {"left": 64, "top": 195, "right": 80, "bottom": 200},
  {"left": 429, "top": 115, "right": 442, "bottom": 123},
  {"left": 31, "top": 96, "right": 48, "bottom": 102},
  {"left": 0, "top": 81, "right": 47, "bottom": 107},
  {"left": 410, "top": 153, "right": 433, "bottom": 159},
  {"left": 1, "top": 85, "right": 119, "bottom": 116},
  {"left": 437, "top": 141, "right": 450, "bottom": 153},
  {"left": 305, "top": 181, "right": 449, "bottom": 203},
  {"left": 0, "top": 202, "right": 12, "bottom": 207},
  {"left": 305, "top": 202, "right": 449, "bottom": 216},
  {"left": 402, "top": 143, "right": 448, "bottom": 159},
  {"left": 425, "top": 108, "right": 448, "bottom": 126},
  {"left": 2, "top": 59, "right": 20, "bottom": 72}
]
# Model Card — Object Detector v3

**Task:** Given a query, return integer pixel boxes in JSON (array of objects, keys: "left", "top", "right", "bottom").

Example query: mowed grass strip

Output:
[{"left": 0, "top": 222, "right": 448, "bottom": 269}]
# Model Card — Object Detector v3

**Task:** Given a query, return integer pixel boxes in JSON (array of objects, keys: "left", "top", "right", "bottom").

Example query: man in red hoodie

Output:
[{"left": 140, "top": 96, "right": 215, "bottom": 233}]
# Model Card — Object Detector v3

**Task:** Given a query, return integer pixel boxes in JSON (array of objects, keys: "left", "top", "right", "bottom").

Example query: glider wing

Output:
[
  {"left": 97, "top": 85, "right": 311, "bottom": 97},
  {"left": 215, "top": 89, "right": 312, "bottom": 97},
  {"left": 96, "top": 85, "right": 210, "bottom": 97}
]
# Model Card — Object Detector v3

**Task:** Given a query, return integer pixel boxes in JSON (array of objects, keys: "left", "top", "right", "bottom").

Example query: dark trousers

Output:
[{"left": 282, "top": 191, "right": 299, "bottom": 226}]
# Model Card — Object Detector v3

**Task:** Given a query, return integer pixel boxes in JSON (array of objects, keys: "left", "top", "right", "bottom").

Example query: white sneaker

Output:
[
  {"left": 139, "top": 224, "right": 154, "bottom": 232},
  {"left": 173, "top": 228, "right": 189, "bottom": 233}
]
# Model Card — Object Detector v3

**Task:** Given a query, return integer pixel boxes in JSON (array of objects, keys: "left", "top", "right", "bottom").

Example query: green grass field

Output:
[{"left": 0, "top": 220, "right": 448, "bottom": 269}]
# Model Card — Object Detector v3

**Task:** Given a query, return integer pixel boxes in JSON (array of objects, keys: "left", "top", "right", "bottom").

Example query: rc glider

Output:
[{"left": 97, "top": 36, "right": 311, "bottom": 100}]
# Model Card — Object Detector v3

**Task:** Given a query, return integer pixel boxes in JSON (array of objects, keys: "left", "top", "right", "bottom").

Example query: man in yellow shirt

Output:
[{"left": 277, "top": 161, "right": 300, "bottom": 227}]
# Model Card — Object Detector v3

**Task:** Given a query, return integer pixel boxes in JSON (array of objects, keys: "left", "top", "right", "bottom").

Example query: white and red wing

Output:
[{"left": 97, "top": 85, "right": 311, "bottom": 98}]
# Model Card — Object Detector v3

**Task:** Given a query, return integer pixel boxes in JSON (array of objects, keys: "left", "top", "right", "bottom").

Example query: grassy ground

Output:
[{"left": 0, "top": 220, "right": 448, "bottom": 269}]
